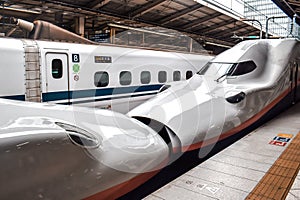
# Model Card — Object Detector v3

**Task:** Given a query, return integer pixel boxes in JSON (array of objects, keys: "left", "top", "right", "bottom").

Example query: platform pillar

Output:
[{"left": 75, "top": 16, "right": 85, "bottom": 37}]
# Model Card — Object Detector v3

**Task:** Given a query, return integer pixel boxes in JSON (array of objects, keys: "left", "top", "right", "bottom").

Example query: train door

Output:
[{"left": 45, "top": 53, "right": 69, "bottom": 100}]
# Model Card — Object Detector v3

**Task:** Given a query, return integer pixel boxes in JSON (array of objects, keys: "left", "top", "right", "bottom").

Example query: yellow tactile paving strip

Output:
[{"left": 246, "top": 132, "right": 300, "bottom": 200}]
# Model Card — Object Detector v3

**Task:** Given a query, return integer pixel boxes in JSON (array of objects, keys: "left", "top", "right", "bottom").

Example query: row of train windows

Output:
[
  {"left": 94, "top": 70, "right": 194, "bottom": 87},
  {"left": 50, "top": 59, "right": 194, "bottom": 86}
]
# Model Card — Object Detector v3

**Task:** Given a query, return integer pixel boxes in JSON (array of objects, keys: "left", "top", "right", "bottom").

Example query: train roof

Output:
[
  {"left": 0, "top": 35, "right": 212, "bottom": 57},
  {"left": 211, "top": 38, "right": 299, "bottom": 64}
]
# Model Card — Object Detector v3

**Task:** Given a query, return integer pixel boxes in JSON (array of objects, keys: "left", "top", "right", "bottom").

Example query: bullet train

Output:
[
  {"left": 129, "top": 38, "right": 300, "bottom": 152},
  {"left": 0, "top": 98, "right": 169, "bottom": 200},
  {"left": 0, "top": 19, "right": 212, "bottom": 113},
  {"left": 1, "top": 38, "right": 300, "bottom": 200}
]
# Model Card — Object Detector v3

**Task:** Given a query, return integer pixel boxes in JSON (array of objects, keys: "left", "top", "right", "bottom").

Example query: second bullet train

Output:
[
  {"left": 0, "top": 19, "right": 212, "bottom": 113},
  {"left": 1, "top": 38, "right": 299, "bottom": 199}
]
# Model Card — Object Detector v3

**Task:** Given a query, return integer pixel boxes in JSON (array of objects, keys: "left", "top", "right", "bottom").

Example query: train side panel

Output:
[
  {"left": 0, "top": 38, "right": 25, "bottom": 100},
  {"left": 37, "top": 41, "right": 211, "bottom": 113},
  {"left": 0, "top": 38, "right": 211, "bottom": 113}
]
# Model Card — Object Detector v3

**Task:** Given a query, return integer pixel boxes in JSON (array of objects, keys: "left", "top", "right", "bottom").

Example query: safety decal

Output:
[
  {"left": 74, "top": 75, "right": 79, "bottom": 81},
  {"left": 277, "top": 133, "right": 293, "bottom": 138},
  {"left": 269, "top": 133, "right": 293, "bottom": 147},
  {"left": 273, "top": 136, "right": 290, "bottom": 143},
  {"left": 73, "top": 64, "right": 80, "bottom": 73}
]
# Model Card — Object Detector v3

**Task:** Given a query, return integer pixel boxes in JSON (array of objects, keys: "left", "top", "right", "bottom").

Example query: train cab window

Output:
[
  {"left": 52, "top": 59, "right": 63, "bottom": 79},
  {"left": 231, "top": 61, "right": 257, "bottom": 76},
  {"left": 198, "top": 62, "right": 233, "bottom": 76},
  {"left": 186, "top": 71, "right": 193, "bottom": 80},
  {"left": 120, "top": 71, "right": 132, "bottom": 85},
  {"left": 173, "top": 71, "right": 181, "bottom": 81},
  {"left": 158, "top": 71, "right": 167, "bottom": 83},
  {"left": 141, "top": 71, "right": 151, "bottom": 84},
  {"left": 94, "top": 71, "right": 109, "bottom": 87}
]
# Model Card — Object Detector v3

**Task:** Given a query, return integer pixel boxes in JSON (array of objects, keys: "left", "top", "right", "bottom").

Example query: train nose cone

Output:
[
  {"left": 0, "top": 99, "right": 170, "bottom": 199},
  {"left": 79, "top": 109, "right": 170, "bottom": 173},
  {"left": 0, "top": 99, "right": 169, "bottom": 174},
  {"left": 128, "top": 75, "right": 227, "bottom": 151}
]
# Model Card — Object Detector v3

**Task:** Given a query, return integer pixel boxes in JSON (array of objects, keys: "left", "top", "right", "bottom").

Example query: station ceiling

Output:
[
  {"left": 0, "top": 0, "right": 264, "bottom": 48},
  {"left": 272, "top": 0, "right": 300, "bottom": 24}
]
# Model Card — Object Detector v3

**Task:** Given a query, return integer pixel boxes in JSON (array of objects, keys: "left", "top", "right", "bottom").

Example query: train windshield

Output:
[{"left": 198, "top": 62, "right": 235, "bottom": 76}]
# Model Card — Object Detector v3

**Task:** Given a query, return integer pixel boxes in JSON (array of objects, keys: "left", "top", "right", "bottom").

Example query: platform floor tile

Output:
[{"left": 145, "top": 103, "right": 300, "bottom": 200}]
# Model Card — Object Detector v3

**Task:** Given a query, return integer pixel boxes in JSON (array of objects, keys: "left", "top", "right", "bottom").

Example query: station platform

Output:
[{"left": 144, "top": 102, "right": 300, "bottom": 200}]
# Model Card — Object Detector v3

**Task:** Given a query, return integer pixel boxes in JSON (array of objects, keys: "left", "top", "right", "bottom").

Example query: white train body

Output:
[
  {"left": 0, "top": 37, "right": 211, "bottom": 113},
  {"left": 1, "top": 38, "right": 300, "bottom": 200},
  {"left": 129, "top": 38, "right": 300, "bottom": 152},
  {"left": 0, "top": 99, "right": 169, "bottom": 199}
]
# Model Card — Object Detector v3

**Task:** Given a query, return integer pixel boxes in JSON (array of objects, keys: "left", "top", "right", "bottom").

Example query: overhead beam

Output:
[
  {"left": 180, "top": 12, "right": 222, "bottom": 29},
  {"left": 203, "top": 27, "right": 237, "bottom": 39},
  {"left": 235, "top": 28, "right": 260, "bottom": 38},
  {"left": 9, "top": 0, "right": 236, "bottom": 46},
  {"left": 197, "top": 19, "right": 236, "bottom": 34},
  {"left": 6, "top": 27, "right": 17, "bottom": 37},
  {"left": 286, "top": 0, "right": 300, "bottom": 7},
  {"left": 218, "top": 28, "right": 259, "bottom": 42},
  {"left": 212, "top": 24, "right": 250, "bottom": 38},
  {"left": 158, "top": 4, "right": 203, "bottom": 25},
  {"left": 272, "top": 0, "right": 298, "bottom": 24},
  {"left": 0, "top": 6, "right": 41, "bottom": 15},
  {"left": 88, "top": 0, "right": 111, "bottom": 10},
  {"left": 128, "top": 0, "right": 166, "bottom": 18}
]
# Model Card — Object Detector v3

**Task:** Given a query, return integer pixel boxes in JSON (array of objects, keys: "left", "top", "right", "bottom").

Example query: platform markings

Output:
[
  {"left": 184, "top": 180, "right": 207, "bottom": 191},
  {"left": 196, "top": 183, "right": 207, "bottom": 190},
  {"left": 182, "top": 178, "right": 220, "bottom": 195},
  {"left": 269, "top": 133, "right": 294, "bottom": 147},
  {"left": 205, "top": 186, "right": 220, "bottom": 194},
  {"left": 247, "top": 131, "right": 300, "bottom": 199}
]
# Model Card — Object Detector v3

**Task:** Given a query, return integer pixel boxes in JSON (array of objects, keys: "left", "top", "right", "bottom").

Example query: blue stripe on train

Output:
[
  {"left": 65, "top": 91, "right": 158, "bottom": 105},
  {"left": 0, "top": 84, "right": 163, "bottom": 102},
  {"left": 0, "top": 95, "right": 26, "bottom": 101},
  {"left": 43, "top": 84, "right": 164, "bottom": 102}
]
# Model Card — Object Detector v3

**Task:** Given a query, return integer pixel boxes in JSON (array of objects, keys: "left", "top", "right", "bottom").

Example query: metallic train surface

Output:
[
  {"left": 129, "top": 38, "right": 300, "bottom": 152},
  {"left": 0, "top": 99, "right": 169, "bottom": 199},
  {"left": 1, "top": 39, "right": 300, "bottom": 199},
  {"left": 0, "top": 19, "right": 212, "bottom": 114}
]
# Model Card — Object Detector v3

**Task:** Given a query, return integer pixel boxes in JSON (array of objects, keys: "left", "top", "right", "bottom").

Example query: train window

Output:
[
  {"left": 52, "top": 59, "right": 63, "bottom": 79},
  {"left": 158, "top": 71, "right": 167, "bottom": 83},
  {"left": 173, "top": 71, "right": 181, "bottom": 81},
  {"left": 120, "top": 71, "right": 132, "bottom": 85},
  {"left": 198, "top": 62, "right": 233, "bottom": 76},
  {"left": 231, "top": 61, "right": 257, "bottom": 76},
  {"left": 94, "top": 71, "right": 109, "bottom": 87},
  {"left": 141, "top": 71, "right": 151, "bottom": 84},
  {"left": 186, "top": 71, "right": 193, "bottom": 80}
]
